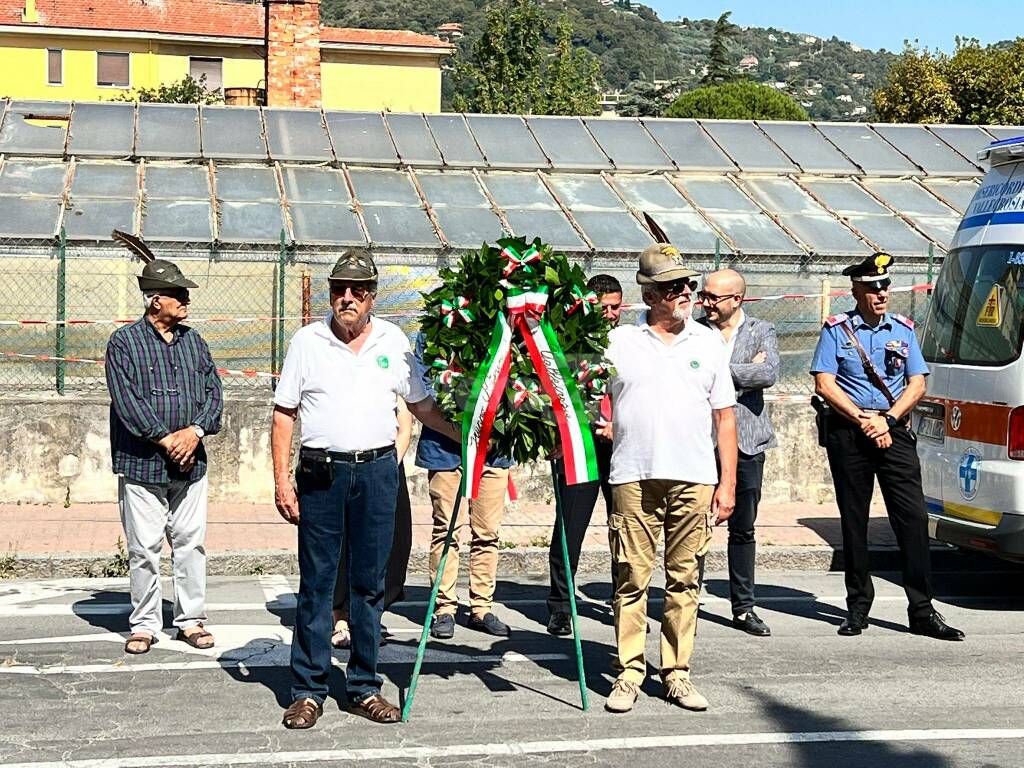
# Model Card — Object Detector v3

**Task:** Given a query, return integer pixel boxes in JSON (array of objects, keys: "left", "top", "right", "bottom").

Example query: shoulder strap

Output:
[{"left": 838, "top": 322, "right": 897, "bottom": 407}]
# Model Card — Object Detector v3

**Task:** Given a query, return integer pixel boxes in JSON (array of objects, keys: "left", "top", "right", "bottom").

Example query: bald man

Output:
[{"left": 698, "top": 270, "right": 779, "bottom": 637}]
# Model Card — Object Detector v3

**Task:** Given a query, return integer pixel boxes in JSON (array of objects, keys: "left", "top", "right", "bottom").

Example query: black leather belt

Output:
[{"left": 300, "top": 445, "right": 395, "bottom": 464}]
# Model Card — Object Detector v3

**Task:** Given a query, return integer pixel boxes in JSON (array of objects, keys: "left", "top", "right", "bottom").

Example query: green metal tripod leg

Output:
[
  {"left": 401, "top": 486, "right": 463, "bottom": 722},
  {"left": 553, "top": 476, "right": 589, "bottom": 711}
]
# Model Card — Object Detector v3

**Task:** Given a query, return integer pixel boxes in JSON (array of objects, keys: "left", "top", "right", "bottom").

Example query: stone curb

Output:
[{"left": 0, "top": 544, "right": 972, "bottom": 580}]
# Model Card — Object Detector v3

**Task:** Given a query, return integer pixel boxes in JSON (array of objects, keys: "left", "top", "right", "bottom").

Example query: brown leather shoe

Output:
[
  {"left": 282, "top": 697, "right": 322, "bottom": 729},
  {"left": 348, "top": 693, "right": 401, "bottom": 723}
]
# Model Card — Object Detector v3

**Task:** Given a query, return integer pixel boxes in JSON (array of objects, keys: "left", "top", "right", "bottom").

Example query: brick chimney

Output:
[{"left": 265, "top": 0, "right": 322, "bottom": 108}]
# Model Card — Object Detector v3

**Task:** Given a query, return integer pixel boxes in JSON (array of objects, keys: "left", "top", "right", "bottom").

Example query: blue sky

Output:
[{"left": 646, "top": 1, "right": 1015, "bottom": 53}]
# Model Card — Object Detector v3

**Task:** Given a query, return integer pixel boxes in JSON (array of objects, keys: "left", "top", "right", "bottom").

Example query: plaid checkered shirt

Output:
[{"left": 105, "top": 317, "right": 223, "bottom": 485}]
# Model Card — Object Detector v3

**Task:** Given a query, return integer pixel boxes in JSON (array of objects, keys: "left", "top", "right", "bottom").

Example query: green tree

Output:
[
  {"left": 452, "top": 0, "right": 545, "bottom": 113},
  {"left": 541, "top": 14, "right": 602, "bottom": 115},
  {"left": 665, "top": 79, "right": 809, "bottom": 120},
  {"left": 114, "top": 74, "right": 221, "bottom": 105},
  {"left": 700, "top": 11, "right": 739, "bottom": 85},
  {"left": 616, "top": 79, "right": 679, "bottom": 117},
  {"left": 873, "top": 44, "right": 957, "bottom": 123}
]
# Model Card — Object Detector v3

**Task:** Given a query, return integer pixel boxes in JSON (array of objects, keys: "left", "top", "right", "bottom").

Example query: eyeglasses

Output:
[
  {"left": 330, "top": 282, "right": 374, "bottom": 301},
  {"left": 697, "top": 290, "right": 741, "bottom": 306},
  {"left": 160, "top": 290, "right": 190, "bottom": 305},
  {"left": 660, "top": 279, "right": 697, "bottom": 299}
]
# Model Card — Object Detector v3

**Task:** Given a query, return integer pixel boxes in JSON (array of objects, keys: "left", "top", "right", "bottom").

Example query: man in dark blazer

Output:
[{"left": 698, "top": 269, "right": 779, "bottom": 636}]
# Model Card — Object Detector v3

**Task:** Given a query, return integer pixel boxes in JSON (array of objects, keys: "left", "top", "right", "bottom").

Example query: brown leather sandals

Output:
[
  {"left": 348, "top": 694, "right": 401, "bottom": 723},
  {"left": 175, "top": 624, "right": 215, "bottom": 649},
  {"left": 124, "top": 633, "right": 157, "bottom": 654},
  {"left": 282, "top": 698, "right": 323, "bottom": 729}
]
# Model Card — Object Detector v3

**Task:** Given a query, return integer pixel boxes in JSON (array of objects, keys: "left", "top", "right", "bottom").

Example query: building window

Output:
[
  {"left": 189, "top": 57, "right": 223, "bottom": 92},
  {"left": 47, "top": 49, "right": 63, "bottom": 85},
  {"left": 97, "top": 52, "right": 130, "bottom": 88}
]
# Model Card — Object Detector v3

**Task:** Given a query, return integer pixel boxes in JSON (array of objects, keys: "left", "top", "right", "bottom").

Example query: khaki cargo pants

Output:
[
  {"left": 428, "top": 467, "right": 509, "bottom": 620},
  {"left": 610, "top": 479, "right": 714, "bottom": 685}
]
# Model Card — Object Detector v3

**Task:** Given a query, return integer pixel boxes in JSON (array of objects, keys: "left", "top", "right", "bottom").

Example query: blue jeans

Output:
[{"left": 290, "top": 451, "right": 398, "bottom": 705}]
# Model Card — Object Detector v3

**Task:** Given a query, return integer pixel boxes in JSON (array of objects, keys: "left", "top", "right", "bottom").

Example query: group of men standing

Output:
[{"left": 104, "top": 243, "right": 962, "bottom": 730}]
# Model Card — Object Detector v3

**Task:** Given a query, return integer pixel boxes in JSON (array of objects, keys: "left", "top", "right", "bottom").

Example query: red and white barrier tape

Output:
[{"left": 0, "top": 351, "right": 279, "bottom": 379}]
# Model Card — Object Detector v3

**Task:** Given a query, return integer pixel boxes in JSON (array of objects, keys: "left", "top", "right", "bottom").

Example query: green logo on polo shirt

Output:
[
  {"left": 690, "top": 360, "right": 700, "bottom": 369},
  {"left": 377, "top": 355, "right": 390, "bottom": 369}
]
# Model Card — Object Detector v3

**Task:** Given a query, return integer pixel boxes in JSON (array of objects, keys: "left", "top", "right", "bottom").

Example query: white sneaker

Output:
[
  {"left": 664, "top": 678, "right": 708, "bottom": 711},
  {"left": 605, "top": 678, "right": 640, "bottom": 713}
]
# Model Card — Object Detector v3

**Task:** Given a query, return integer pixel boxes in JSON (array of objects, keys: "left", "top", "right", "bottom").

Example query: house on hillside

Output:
[
  {"left": 0, "top": 0, "right": 453, "bottom": 111},
  {"left": 738, "top": 55, "right": 759, "bottom": 70}
]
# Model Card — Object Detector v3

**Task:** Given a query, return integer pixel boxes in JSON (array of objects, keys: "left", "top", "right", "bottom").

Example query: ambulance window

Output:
[{"left": 922, "top": 246, "right": 1024, "bottom": 366}]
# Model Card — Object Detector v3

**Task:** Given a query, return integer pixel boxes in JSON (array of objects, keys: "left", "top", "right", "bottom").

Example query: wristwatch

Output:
[
  {"left": 883, "top": 413, "right": 899, "bottom": 430},
  {"left": 192, "top": 424, "right": 205, "bottom": 439}
]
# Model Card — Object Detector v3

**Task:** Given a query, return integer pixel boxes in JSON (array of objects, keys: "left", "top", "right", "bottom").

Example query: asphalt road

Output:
[{"left": 1, "top": 564, "right": 1023, "bottom": 768}]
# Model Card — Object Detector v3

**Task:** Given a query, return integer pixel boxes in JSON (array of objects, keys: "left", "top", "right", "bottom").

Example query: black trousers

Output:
[
  {"left": 824, "top": 418, "right": 934, "bottom": 619},
  {"left": 333, "top": 464, "right": 412, "bottom": 614},
  {"left": 728, "top": 451, "right": 765, "bottom": 616},
  {"left": 547, "top": 438, "right": 615, "bottom": 614}
]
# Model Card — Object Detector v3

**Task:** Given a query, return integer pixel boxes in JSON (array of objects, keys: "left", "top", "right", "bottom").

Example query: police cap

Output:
[{"left": 842, "top": 251, "right": 893, "bottom": 289}]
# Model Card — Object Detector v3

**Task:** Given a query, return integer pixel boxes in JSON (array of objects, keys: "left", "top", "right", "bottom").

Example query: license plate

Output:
[{"left": 918, "top": 416, "right": 945, "bottom": 441}]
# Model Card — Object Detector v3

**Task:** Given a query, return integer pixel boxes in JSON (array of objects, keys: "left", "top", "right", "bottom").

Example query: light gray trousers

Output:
[{"left": 118, "top": 475, "right": 209, "bottom": 636}]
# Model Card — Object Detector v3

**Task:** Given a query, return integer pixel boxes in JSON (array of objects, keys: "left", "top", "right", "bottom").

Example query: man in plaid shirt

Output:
[{"left": 105, "top": 259, "right": 223, "bottom": 655}]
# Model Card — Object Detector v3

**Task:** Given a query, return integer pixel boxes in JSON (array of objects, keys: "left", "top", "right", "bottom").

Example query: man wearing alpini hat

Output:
[
  {"left": 105, "top": 258, "right": 223, "bottom": 656},
  {"left": 811, "top": 252, "right": 963, "bottom": 641},
  {"left": 603, "top": 243, "right": 738, "bottom": 714}
]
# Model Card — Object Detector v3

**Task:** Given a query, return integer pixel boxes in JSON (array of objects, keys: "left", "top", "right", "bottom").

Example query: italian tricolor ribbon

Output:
[
  {"left": 440, "top": 296, "right": 474, "bottom": 328},
  {"left": 566, "top": 285, "right": 599, "bottom": 316},
  {"left": 500, "top": 244, "right": 541, "bottom": 277},
  {"left": 461, "top": 286, "right": 599, "bottom": 499}
]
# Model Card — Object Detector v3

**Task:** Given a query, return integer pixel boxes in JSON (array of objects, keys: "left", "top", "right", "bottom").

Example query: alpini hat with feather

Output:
[{"left": 109, "top": 229, "right": 198, "bottom": 291}]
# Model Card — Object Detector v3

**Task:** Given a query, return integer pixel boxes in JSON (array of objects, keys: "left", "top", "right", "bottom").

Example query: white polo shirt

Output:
[
  {"left": 274, "top": 314, "right": 428, "bottom": 452},
  {"left": 606, "top": 318, "right": 736, "bottom": 485}
]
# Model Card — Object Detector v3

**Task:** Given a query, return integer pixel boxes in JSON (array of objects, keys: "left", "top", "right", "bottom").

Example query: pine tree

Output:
[
  {"left": 700, "top": 11, "right": 739, "bottom": 86},
  {"left": 541, "top": 15, "right": 602, "bottom": 116}
]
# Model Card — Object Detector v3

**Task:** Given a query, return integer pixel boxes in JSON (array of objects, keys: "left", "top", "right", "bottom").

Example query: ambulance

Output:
[{"left": 917, "top": 135, "right": 1024, "bottom": 562}]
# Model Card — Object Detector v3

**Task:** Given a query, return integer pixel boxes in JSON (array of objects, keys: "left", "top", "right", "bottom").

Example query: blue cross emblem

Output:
[{"left": 958, "top": 450, "right": 980, "bottom": 500}]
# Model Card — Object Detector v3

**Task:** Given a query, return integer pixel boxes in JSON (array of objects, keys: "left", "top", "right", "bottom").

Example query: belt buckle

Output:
[{"left": 354, "top": 449, "right": 367, "bottom": 463}]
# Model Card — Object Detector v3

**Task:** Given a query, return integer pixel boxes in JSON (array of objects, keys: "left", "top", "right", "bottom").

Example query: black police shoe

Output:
[
  {"left": 732, "top": 610, "right": 771, "bottom": 637},
  {"left": 547, "top": 611, "right": 572, "bottom": 636},
  {"left": 838, "top": 612, "right": 870, "bottom": 636},
  {"left": 909, "top": 611, "right": 965, "bottom": 641},
  {"left": 467, "top": 612, "right": 511, "bottom": 637},
  {"left": 429, "top": 614, "right": 455, "bottom": 639}
]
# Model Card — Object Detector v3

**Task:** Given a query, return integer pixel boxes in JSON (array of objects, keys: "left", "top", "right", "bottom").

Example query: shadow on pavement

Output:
[{"left": 71, "top": 590, "right": 173, "bottom": 633}]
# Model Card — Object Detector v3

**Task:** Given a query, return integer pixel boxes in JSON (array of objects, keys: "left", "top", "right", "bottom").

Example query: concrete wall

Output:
[{"left": 0, "top": 395, "right": 834, "bottom": 506}]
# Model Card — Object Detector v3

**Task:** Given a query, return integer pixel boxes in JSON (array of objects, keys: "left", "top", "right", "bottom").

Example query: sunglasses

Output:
[
  {"left": 330, "top": 282, "right": 374, "bottom": 301},
  {"left": 660, "top": 279, "right": 697, "bottom": 299},
  {"left": 159, "top": 289, "right": 190, "bottom": 304},
  {"left": 697, "top": 290, "right": 741, "bottom": 306}
]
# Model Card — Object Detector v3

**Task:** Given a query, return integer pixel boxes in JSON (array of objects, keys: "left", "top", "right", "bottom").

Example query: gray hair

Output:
[
  {"left": 142, "top": 291, "right": 160, "bottom": 313},
  {"left": 640, "top": 284, "right": 663, "bottom": 306}
]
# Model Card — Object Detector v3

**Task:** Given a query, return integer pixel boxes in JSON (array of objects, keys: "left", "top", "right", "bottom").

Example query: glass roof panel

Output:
[
  {"left": 815, "top": 123, "right": 920, "bottom": 175},
  {"left": 0, "top": 101, "right": 6, "bottom": 133},
  {"left": 480, "top": 173, "right": 558, "bottom": 209},
  {"left": 144, "top": 164, "right": 209, "bottom": 200},
  {"left": 0, "top": 100, "right": 70, "bottom": 156},
  {"left": 706, "top": 212, "right": 801, "bottom": 255},
  {"left": 265, "top": 109, "right": 334, "bottom": 162},
  {"left": 0, "top": 197, "right": 61, "bottom": 237},
  {"left": 465, "top": 115, "right": 548, "bottom": 168},
  {"left": 871, "top": 124, "right": 978, "bottom": 175},
  {"left": 385, "top": 113, "right": 443, "bottom": 166},
  {"left": 845, "top": 215, "right": 931, "bottom": 254},
  {"left": 640, "top": 119, "right": 735, "bottom": 170},
  {"left": 677, "top": 177, "right": 758, "bottom": 212},
  {"left": 757, "top": 122, "right": 860, "bottom": 174},
  {"left": 699, "top": 121, "right": 798, "bottom": 172},
  {"left": 64, "top": 199, "right": 136, "bottom": 240},
  {"left": 776, "top": 213, "right": 868, "bottom": 255},
  {"left": 0, "top": 160, "right": 67, "bottom": 196},
  {"left": 71, "top": 163, "right": 138, "bottom": 199},
  {"left": 432, "top": 207, "right": 504, "bottom": 249},
  {"left": 289, "top": 203, "right": 365, "bottom": 245},
  {"left": 546, "top": 174, "right": 623, "bottom": 210},
  {"left": 361, "top": 205, "right": 439, "bottom": 247},
  {"left": 66, "top": 103, "right": 135, "bottom": 157},
  {"left": 142, "top": 200, "right": 213, "bottom": 242},
  {"left": 646, "top": 210, "right": 724, "bottom": 252},
  {"left": 860, "top": 180, "right": 957, "bottom": 217},
  {"left": 200, "top": 106, "right": 268, "bottom": 160},
  {"left": 525, "top": 117, "right": 610, "bottom": 170},
  {"left": 425, "top": 114, "right": 486, "bottom": 167},
  {"left": 984, "top": 127, "right": 1024, "bottom": 142},
  {"left": 415, "top": 171, "right": 489, "bottom": 208},
  {"left": 215, "top": 165, "right": 279, "bottom": 201},
  {"left": 347, "top": 168, "right": 420, "bottom": 206},
  {"left": 504, "top": 209, "right": 585, "bottom": 250},
  {"left": 801, "top": 179, "right": 889, "bottom": 215},
  {"left": 325, "top": 111, "right": 399, "bottom": 164},
  {"left": 573, "top": 211, "right": 652, "bottom": 251},
  {"left": 609, "top": 175, "right": 693, "bottom": 211},
  {"left": 280, "top": 166, "right": 349, "bottom": 203},
  {"left": 920, "top": 179, "right": 978, "bottom": 214},
  {"left": 219, "top": 201, "right": 284, "bottom": 243},
  {"left": 742, "top": 178, "right": 819, "bottom": 214},
  {"left": 910, "top": 216, "right": 958, "bottom": 248},
  {"left": 582, "top": 118, "right": 674, "bottom": 171},
  {"left": 136, "top": 104, "right": 201, "bottom": 159},
  {"left": 925, "top": 125, "right": 990, "bottom": 167}
]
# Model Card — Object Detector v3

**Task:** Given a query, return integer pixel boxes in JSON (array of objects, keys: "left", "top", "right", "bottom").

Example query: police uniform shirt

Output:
[{"left": 809, "top": 310, "right": 928, "bottom": 410}]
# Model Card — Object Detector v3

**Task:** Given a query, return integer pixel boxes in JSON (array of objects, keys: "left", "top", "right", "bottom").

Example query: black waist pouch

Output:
[
  {"left": 810, "top": 396, "right": 831, "bottom": 447},
  {"left": 297, "top": 447, "right": 334, "bottom": 490}
]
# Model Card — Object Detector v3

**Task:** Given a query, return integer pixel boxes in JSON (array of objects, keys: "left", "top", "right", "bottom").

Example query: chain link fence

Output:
[{"left": 0, "top": 238, "right": 940, "bottom": 397}]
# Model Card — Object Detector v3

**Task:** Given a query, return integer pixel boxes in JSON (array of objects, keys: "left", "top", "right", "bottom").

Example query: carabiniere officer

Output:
[{"left": 810, "top": 252, "right": 964, "bottom": 641}]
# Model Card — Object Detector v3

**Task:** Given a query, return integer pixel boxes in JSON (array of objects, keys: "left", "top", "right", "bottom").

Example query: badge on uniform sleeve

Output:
[{"left": 377, "top": 355, "right": 390, "bottom": 369}]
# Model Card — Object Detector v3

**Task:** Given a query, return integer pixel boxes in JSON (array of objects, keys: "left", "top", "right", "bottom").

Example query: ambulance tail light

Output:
[{"left": 1008, "top": 407, "right": 1024, "bottom": 460}]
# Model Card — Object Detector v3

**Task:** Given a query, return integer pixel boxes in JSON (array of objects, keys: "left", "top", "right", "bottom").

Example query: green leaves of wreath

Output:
[{"left": 420, "top": 236, "right": 612, "bottom": 466}]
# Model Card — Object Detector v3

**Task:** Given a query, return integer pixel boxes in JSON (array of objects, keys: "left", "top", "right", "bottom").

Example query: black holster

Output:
[
  {"left": 297, "top": 447, "right": 334, "bottom": 490},
  {"left": 810, "top": 395, "right": 831, "bottom": 447}
]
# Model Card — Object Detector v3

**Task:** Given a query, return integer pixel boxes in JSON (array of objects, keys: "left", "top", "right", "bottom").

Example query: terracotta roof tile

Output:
[{"left": 0, "top": 0, "right": 452, "bottom": 50}]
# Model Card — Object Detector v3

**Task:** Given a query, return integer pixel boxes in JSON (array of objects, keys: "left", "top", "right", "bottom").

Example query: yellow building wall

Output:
[{"left": 322, "top": 51, "right": 442, "bottom": 113}]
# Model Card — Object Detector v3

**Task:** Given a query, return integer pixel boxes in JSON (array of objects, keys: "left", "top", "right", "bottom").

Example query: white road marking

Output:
[
  {"left": 4, "top": 728, "right": 1024, "bottom": 767},
  {"left": 257, "top": 575, "right": 292, "bottom": 606}
]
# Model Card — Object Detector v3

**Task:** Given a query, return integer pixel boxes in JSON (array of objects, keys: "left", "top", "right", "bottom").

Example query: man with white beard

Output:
[{"left": 602, "top": 244, "right": 738, "bottom": 715}]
